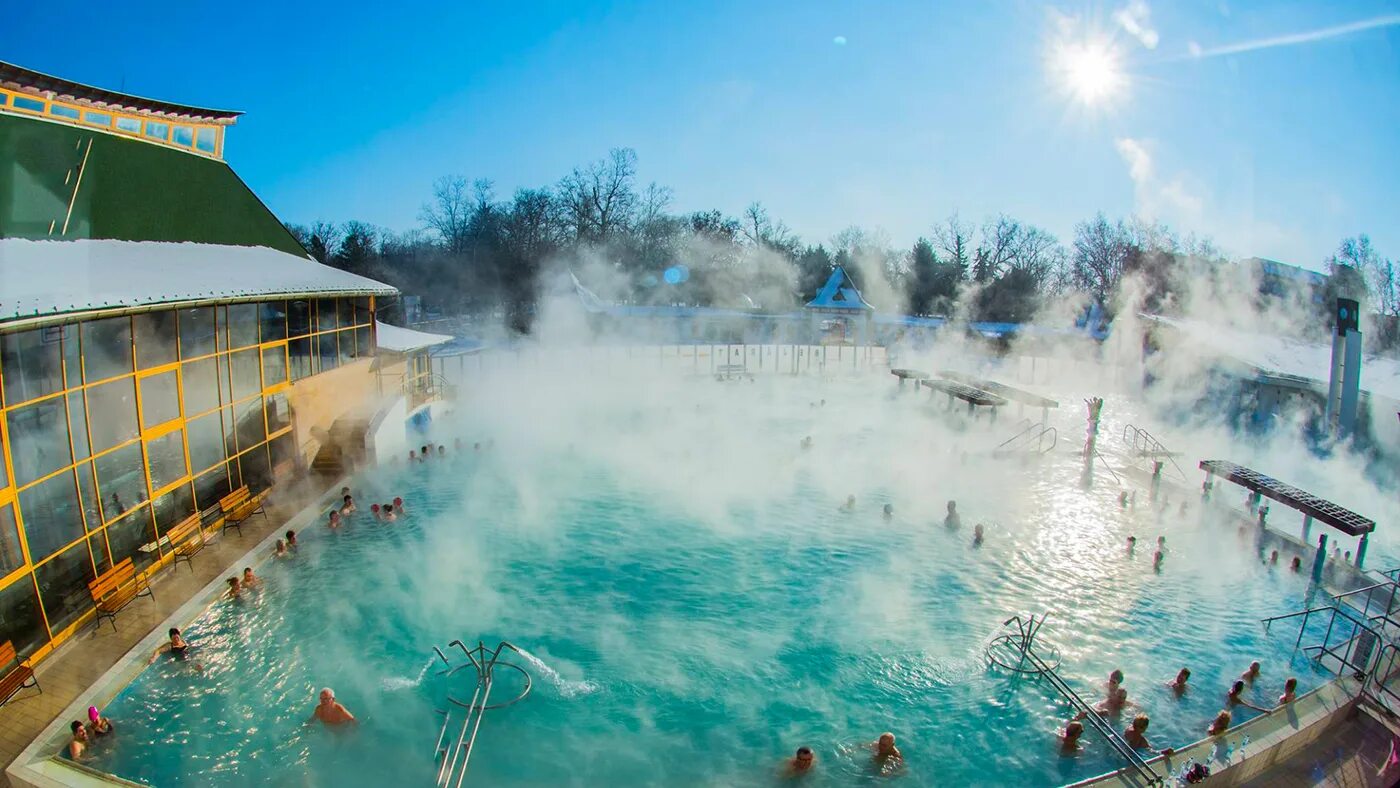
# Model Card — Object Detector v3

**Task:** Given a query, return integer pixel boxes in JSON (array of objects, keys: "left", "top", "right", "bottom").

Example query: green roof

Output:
[{"left": 0, "top": 111, "right": 306, "bottom": 256}]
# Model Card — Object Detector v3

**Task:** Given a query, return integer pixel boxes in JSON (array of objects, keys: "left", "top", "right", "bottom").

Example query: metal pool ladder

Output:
[{"left": 432, "top": 640, "right": 532, "bottom": 788}]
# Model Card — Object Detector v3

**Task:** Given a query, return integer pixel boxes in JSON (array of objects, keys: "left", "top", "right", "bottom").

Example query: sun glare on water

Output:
[{"left": 1051, "top": 37, "right": 1126, "bottom": 106}]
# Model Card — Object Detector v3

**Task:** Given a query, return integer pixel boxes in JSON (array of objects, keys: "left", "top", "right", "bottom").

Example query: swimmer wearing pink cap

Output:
[{"left": 87, "top": 706, "right": 113, "bottom": 736}]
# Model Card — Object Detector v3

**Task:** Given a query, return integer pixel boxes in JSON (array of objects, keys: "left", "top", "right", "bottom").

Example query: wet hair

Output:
[
  {"left": 227, "top": 577, "right": 239, "bottom": 587},
  {"left": 796, "top": 746, "right": 812, "bottom": 757},
  {"left": 169, "top": 627, "right": 180, "bottom": 637},
  {"left": 71, "top": 720, "right": 83, "bottom": 734},
  {"left": 421, "top": 445, "right": 429, "bottom": 454},
  {"left": 1230, "top": 680, "right": 1245, "bottom": 695},
  {"left": 1284, "top": 676, "right": 1297, "bottom": 690},
  {"left": 394, "top": 497, "right": 403, "bottom": 505},
  {"left": 1178, "top": 668, "right": 1190, "bottom": 680},
  {"left": 243, "top": 567, "right": 252, "bottom": 574},
  {"left": 385, "top": 505, "right": 394, "bottom": 513},
  {"left": 329, "top": 511, "right": 338, "bottom": 520},
  {"left": 343, "top": 494, "right": 352, "bottom": 503},
  {"left": 1065, "top": 721, "right": 1083, "bottom": 737},
  {"left": 285, "top": 530, "right": 296, "bottom": 540},
  {"left": 1132, "top": 714, "right": 1149, "bottom": 730},
  {"left": 1109, "top": 669, "right": 1124, "bottom": 683},
  {"left": 1213, "top": 710, "right": 1232, "bottom": 729}
]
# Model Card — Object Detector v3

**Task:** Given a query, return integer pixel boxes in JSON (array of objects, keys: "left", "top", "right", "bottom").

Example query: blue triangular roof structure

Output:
[{"left": 806, "top": 265, "right": 874, "bottom": 311}]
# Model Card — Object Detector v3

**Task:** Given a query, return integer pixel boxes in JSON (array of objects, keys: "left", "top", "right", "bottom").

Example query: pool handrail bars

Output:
[
  {"left": 1120, "top": 424, "right": 1186, "bottom": 480},
  {"left": 433, "top": 639, "right": 533, "bottom": 788},
  {"left": 989, "top": 614, "right": 1163, "bottom": 786},
  {"left": 994, "top": 422, "right": 1057, "bottom": 455}
]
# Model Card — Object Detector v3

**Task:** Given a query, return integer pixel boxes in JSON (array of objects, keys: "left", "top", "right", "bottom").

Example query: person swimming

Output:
[
  {"left": 1167, "top": 668, "right": 1190, "bottom": 695},
  {"left": 1123, "top": 714, "right": 1152, "bottom": 750},
  {"left": 310, "top": 687, "right": 356, "bottom": 725},
  {"left": 393, "top": 496, "right": 405, "bottom": 513},
  {"left": 274, "top": 539, "right": 287, "bottom": 557},
  {"left": 944, "top": 500, "right": 961, "bottom": 529},
  {"left": 1278, "top": 677, "right": 1298, "bottom": 705},
  {"left": 285, "top": 530, "right": 298, "bottom": 547},
  {"left": 421, "top": 445, "right": 431, "bottom": 461},
  {"left": 973, "top": 523, "right": 984, "bottom": 546},
  {"left": 1096, "top": 687, "right": 1129, "bottom": 715},
  {"left": 242, "top": 567, "right": 258, "bottom": 588},
  {"left": 1241, "top": 661, "right": 1261, "bottom": 684},
  {"left": 438, "top": 444, "right": 447, "bottom": 457},
  {"left": 383, "top": 505, "right": 397, "bottom": 522},
  {"left": 1060, "top": 715, "right": 1087, "bottom": 755},
  {"left": 87, "top": 706, "right": 113, "bottom": 736},
  {"left": 328, "top": 511, "right": 342, "bottom": 529},
  {"left": 871, "top": 732, "right": 903, "bottom": 767},
  {"left": 370, "top": 503, "right": 382, "bottom": 521},
  {"left": 150, "top": 628, "right": 203, "bottom": 671},
  {"left": 1290, "top": 556, "right": 1302, "bottom": 572},
  {"left": 409, "top": 449, "right": 418, "bottom": 463},
  {"left": 1152, "top": 550, "right": 1164, "bottom": 569},
  {"left": 226, "top": 577, "right": 241, "bottom": 599},
  {"left": 839, "top": 495, "right": 855, "bottom": 513},
  {"left": 1126, "top": 535, "right": 1137, "bottom": 554},
  {"left": 1226, "top": 680, "right": 1267, "bottom": 712},
  {"left": 782, "top": 746, "right": 816, "bottom": 776},
  {"left": 1106, "top": 669, "right": 1124, "bottom": 695},
  {"left": 340, "top": 495, "right": 356, "bottom": 515},
  {"left": 882, "top": 503, "right": 894, "bottom": 520},
  {"left": 800, "top": 436, "right": 813, "bottom": 451},
  {"left": 1207, "top": 710, "right": 1232, "bottom": 736},
  {"left": 67, "top": 720, "right": 89, "bottom": 760}
]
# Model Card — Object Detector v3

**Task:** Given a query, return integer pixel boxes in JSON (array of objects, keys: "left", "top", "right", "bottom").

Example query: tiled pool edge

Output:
[{"left": 5, "top": 477, "right": 349, "bottom": 788}]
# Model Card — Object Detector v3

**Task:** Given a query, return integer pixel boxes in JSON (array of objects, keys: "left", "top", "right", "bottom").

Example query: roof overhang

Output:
[
  {"left": 374, "top": 321, "right": 454, "bottom": 353},
  {"left": 0, "top": 239, "right": 396, "bottom": 329},
  {"left": 0, "top": 61, "right": 241, "bottom": 123}
]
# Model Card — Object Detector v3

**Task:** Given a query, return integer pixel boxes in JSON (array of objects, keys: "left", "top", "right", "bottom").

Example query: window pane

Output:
[
  {"left": 152, "top": 484, "right": 196, "bottom": 542},
  {"left": 288, "top": 338, "right": 313, "bottom": 381},
  {"left": 90, "top": 533, "right": 113, "bottom": 575},
  {"left": 146, "top": 431, "right": 188, "bottom": 492},
  {"left": 288, "top": 300, "right": 312, "bottom": 337},
  {"left": 139, "top": 371, "right": 181, "bottom": 428},
  {"left": 259, "top": 301, "right": 287, "bottom": 342},
  {"left": 178, "top": 307, "right": 217, "bottom": 360},
  {"left": 94, "top": 442, "right": 146, "bottom": 522},
  {"left": 83, "top": 110, "right": 111, "bottom": 126},
  {"left": 5, "top": 397, "right": 71, "bottom": 488},
  {"left": 105, "top": 506, "right": 157, "bottom": 572},
  {"left": 133, "top": 311, "right": 179, "bottom": 369},
  {"left": 0, "top": 327, "right": 64, "bottom": 406},
  {"left": 181, "top": 357, "right": 219, "bottom": 417},
  {"left": 355, "top": 326, "right": 371, "bottom": 359},
  {"left": 35, "top": 541, "right": 96, "bottom": 635},
  {"left": 315, "top": 298, "right": 340, "bottom": 332},
  {"left": 172, "top": 126, "right": 194, "bottom": 147},
  {"left": 264, "top": 392, "right": 290, "bottom": 434},
  {"left": 61, "top": 323, "right": 82, "bottom": 390},
  {"left": 317, "top": 333, "right": 338, "bottom": 373},
  {"left": 0, "top": 505, "right": 26, "bottom": 577},
  {"left": 193, "top": 465, "right": 231, "bottom": 512},
  {"left": 234, "top": 399, "right": 265, "bottom": 451},
  {"left": 49, "top": 104, "right": 80, "bottom": 120},
  {"left": 338, "top": 298, "right": 354, "bottom": 328},
  {"left": 354, "top": 297, "right": 372, "bottom": 325},
  {"left": 0, "top": 575, "right": 45, "bottom": 657},
  {"left": 87, "top": 376, "right": 138, "bottom": 453},
  {"left": 18, "top": 470, "right": 83, "bottom": 562},
  {"left": 229, "top": 349, "right": 260, "bottom": 402},
  {"left": 228, "top": 303, "right": 259, "bottom": 349},
  {"left": 143, "top": 120, "right": 169, "bottom": 140},
  {"left": 269, "top": 432, "right": 296, "bottom": 475},
  {"left": 13, "top": 96, "right": 44, "bottom": 112},
  {"left": 195, "top": 127, "right": 217, "bottom": 153},
  {"left": 337, "top": 329, "right": 354, "bottom": 366},
  {"left": 241, "top": 446, "right": 272, "bottom": 495},
  {"left": 81, "top": 317, "right": 132, "bottom": 383},
  {"left": 115, "top": 116, "right": 140, "bottom": 133},
  {"left": 187, "top": 411, "right": 226, "bottom": 475},
  {"left": 261, "top": 346, "right": 287, "bottom": 389},
  {"left": 75, "top": 462, "right": 101, "bottom": 532},
  {"left": 68, "top": 391, "right": 90, "bottom": 461}
]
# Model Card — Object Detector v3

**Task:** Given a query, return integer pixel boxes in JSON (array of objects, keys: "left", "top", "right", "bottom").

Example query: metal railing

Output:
[
  {"left": 1120, "top": 423, "right": 1186, "bottom": 480},
  {"left": 987, "top": 614, "right": 1162, "bottom": 786},
  {"left": 403, "top": 372, "right": 458, "bottom": 409},
  {"left": 433, "top": 640, "right": 532, "bottom": 788},
  {"left": 1261, "top": 605, "right": 1381, "bottom": 682},
  {"left": 994, "top": 423, "right": 1057, "bottom": 456},
  {"left": 1332, "top": 580, "right": 1400, "bottom": 635}
]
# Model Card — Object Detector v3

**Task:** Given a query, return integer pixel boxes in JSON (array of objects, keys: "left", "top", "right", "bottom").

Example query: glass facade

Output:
[{"left": 0, "top": 297, "right": 375, "bottom": 658}]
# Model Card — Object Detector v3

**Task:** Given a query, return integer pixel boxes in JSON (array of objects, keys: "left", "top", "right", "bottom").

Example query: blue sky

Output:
[{"left": 6, "top": 1, "right": 1398, "bottom": 269}]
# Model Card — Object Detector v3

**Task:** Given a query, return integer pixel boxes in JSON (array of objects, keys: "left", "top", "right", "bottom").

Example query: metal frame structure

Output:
[{"left": 432, "top": 640, "right": 532, "bottom": 788}]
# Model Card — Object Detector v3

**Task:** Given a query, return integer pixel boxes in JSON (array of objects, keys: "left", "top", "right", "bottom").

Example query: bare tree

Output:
[
  {"left": 420, "top": 175, "right": 473, "bottom": 255},
  {"left": 932, "top": 213, "right": 973, "bottom": 280},
  {"left": 1071, "top": 213, "right": 1133, "bottom": 301},
  {"left": 557, "top": 148, "right": 639, "bottom": 243}
]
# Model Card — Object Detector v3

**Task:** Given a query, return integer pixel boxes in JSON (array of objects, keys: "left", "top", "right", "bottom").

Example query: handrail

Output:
[
  {"left": 434, "top": 640, "right": 532, "bottom": 787},
  {"left": 995, "top": 424, "right": 1057, "bottom": 455},
  {"left": 1120, "top": 423, "right": 1186, "bottom": 480}
]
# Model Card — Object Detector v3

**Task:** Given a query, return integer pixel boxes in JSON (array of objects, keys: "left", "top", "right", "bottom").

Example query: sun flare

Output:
[{"left": 1051, "top": 38, "right": 1126, "bottom": 105}]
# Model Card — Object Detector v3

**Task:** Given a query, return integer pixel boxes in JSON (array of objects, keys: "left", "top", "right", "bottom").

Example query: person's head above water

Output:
[
  {"left": 88, "top": 706, "right": 101, "bottom": 723},
  {"left": 394, "top": 497, "right": 403, "bottom": 506},
  {"left": 169, "top": 627, "right": 181, "bottom": 639},
  {"left": 1064, "top": 720, "right": 1084, "bottom": 740},
  {"left": 947, "top": 500, "right": 957, "bottom": 512},
  {"left": 1109, "top": 669, "right": 1124, "bottom": 685},
  {"left": 1176, "top": 668, "right": 1190, "bottom": 683},
  {"left": 792, "top": 746, "right": 814, "bottom": 769},
  {"left": 319, "top": 687, "right": 336, "bottom": 704},
  {"left": 883, "top": 504, "right": 893, "bottom": 515},
  {"left": 384, "top": 505, "right": 394, "bottom": 514},
  {"left": 1230, "top": 680, "right": 1245, "bottom": 697},
  {"left": 343, "top": 494, "right": 352, "bottom": 504},
  {"left": 70, "top": 720, "right": 85, "bottom": 737},
  {"left": 286, "top": 529, "right": 296, "bottom": 542},
  {"left": 876, "top": 732, "right": 896, "bottom": 753}
]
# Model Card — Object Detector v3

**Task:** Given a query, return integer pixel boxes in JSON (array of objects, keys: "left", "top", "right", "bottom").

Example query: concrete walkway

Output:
[
  {"left": 1239, "top": 703, "right": 1400, "bottom": 788},
  {"left": 0, "top": 480, "right": 328, "bottom": 788}
]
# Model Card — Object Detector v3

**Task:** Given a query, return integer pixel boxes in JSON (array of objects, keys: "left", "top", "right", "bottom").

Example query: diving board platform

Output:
[
  {"left": 890, "top": 368, "right": 930, "bottom": 388},
  {"left": 919, "top": 378, "right": 1006, "bottom": 409},
  {"left": 937, "top": 371, "right": 1059, "bottom": 409}
]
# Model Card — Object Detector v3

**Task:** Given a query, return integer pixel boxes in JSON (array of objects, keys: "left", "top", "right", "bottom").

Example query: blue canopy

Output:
[{"left": 805, "top": 266, "right": 874, "bottom": 311}]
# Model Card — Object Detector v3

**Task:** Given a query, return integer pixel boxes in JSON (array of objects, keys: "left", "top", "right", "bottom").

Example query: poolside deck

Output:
[{"left": 0, "top": 476, "right": 334, "bottom": 788}]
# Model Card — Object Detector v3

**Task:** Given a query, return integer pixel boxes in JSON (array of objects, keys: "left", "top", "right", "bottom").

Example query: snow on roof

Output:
[
  {"left": 374, "top": 321, "right": 454, "bottom": 353},
  {"left": 1148, "top": 315, "right": 1400, "bottom": 401},
  {"left": 0, "top": 239, "right": 396, "bottom": 323}
]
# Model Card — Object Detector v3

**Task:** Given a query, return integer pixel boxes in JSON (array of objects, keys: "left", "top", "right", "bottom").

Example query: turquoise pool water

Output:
[{"left": 81, "top": 378, "right": 1333, "bottom": 786}]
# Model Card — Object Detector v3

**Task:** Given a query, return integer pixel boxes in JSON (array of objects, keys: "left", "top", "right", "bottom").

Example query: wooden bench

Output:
[
  {"left": 165, "top": 513, "right": 205, "bottom": 572},
  {"left": 88, "top": 558, "right": 154, "bottom": 632},
  {"left": 218, "top": 486, "right": 266, "bottom": 536},
  {"left": 0, "top": 641, "right": 39, "bottom": 706}
]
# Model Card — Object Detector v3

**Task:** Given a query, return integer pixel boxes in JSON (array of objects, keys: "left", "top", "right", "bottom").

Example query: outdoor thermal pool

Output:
[{"left": 72, "top": 374, "right": 1335, "bottom": 786}]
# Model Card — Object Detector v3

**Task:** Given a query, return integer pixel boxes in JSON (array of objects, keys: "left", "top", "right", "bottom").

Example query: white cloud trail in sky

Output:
[{"left": 1186, "top": 13, "right": 1400, "bottom": 59}]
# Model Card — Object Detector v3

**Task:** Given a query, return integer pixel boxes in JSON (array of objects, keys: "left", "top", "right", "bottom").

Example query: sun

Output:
[{"left": 1051, "top": 37, "right": 1126, "bottom": 106}]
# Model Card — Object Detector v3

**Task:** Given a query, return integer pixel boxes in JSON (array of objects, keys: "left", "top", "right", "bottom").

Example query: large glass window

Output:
[
  {"left": 0, "top": 575, "right": 46, "bottom": 656},
  {"left": 234, "top": 399, "right": 265, "bottom": 451},
  {"left": 187, "top": 411, "right": 227, "bottom": 474},
  {"left": 181, "top": 357, "right": 220, "bottom": 417},
  {"left": 81, "top": 317, "right": 133, "bottom": 383},
  {"left": 240, "top": 446, "right": 273, "bottom": 495},
  {"left": 337, "top": 329, "right": 355, "bottom": 366},
  {"left": 229, "top": 349, "right": 260, "bottom": 402},
  {"left": 288, "top": 300, "right": 312, "bottom": 337},
  {"left": 94, "top": 443, "right": 146, "bottom": 522},
  {"left": 264, "top": 392, "right": 291, "bottom": 434},
  {"left": 178, "top": 307, "right": 217, "bottom": 360},
  {"left": 0, "top": 327, "right": 64, "bottom": 405},
  {"left": 87, "top": 376, "right": 138, "bottom": 453},
  {"left": 152, "top": 485, "right": 196, "bottom": 541},
  {"left": 90, "top": 533, "right": 113, "bottom": 576},
  {"left": 354, "top": 297, "right": 373, "bottom": 325},
  {"left": 75, "top": 462, "right": 101, "bottom": 532},
  {"left": 228, "top": 303, "right": 259, "bottom": 350},
  {"left": 355, "top": 326, "right": 372, "bottom": 358},
  {"left": 0, "top": 505, "right": 26, "bottom": 577},
  {"left": 317, "top": 333, "right": 338, "bottom": 373},
  {"left": 18, "top": 470, "right": 83, "bottom": 562},
  {"left": 114, "top": 116, "right": 140, "bottom": 134},
  {"left": 337, "top": 298, "right": 354, "bottom": 328},
  {"left": 193, "top": 465, "right": 231, "bottom": 512},
  {"left": 269, "top": 432, "right": 296, "bottom": 474},
  {"left": 261, "top": 346, "right": 287, "bottom": 389},
  {"left": 315, "top": 298, "right": 339, "bottom": 332},
  {"left": 259, "top": 301, "right": 287, "bottom": 342},
  {"left": 35, "top": 541, "right": 96, "bottom": 635},
  {"left": 48, "top": 104, "right": 80, "bottom": 120},
  {"left": 6, "top": 397, "right": 71, "bottom": 488},
  {"left": 105, "top": 506, "right": 157, "bottom": 572},
  {"left": 83, "top": 110, "right": 112, "bottom": 126},
  {"left": 288, "top": 338, "right": 313, "bottom": 381},
  {"left": 68, "top": 391, "right": 90, "bottom": 461},
  {"left": 139, "top": 371, "right": 181, "bottom": 428},
  {"left": 143, "top": 120, "right": 169, "bottom": 141},
  {"left": 146, "top": 431, "right": 188, "bottom": 492},
  {"left": 133, "top": 311, "right": 179, "bottom": 369},
  {"left": 171, "top": 126, "right": 194, "bottom": 147},
  {"left": 195, "top": 127, "right": 217, "bottom": 153}
]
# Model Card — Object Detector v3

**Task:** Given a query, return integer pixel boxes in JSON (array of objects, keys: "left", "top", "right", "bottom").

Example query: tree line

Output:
[{"left": 286, "top": 148, "right": 1396, "bottom": 346}]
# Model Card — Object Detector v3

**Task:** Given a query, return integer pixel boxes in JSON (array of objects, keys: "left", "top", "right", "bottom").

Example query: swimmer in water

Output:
[
  {"left": 1268, "top": 550, "right": 1279, "bottom": 565},
  {"left": 1106, "top": 669, "right": 1124, "bottom": 695},
  {"left": 438, "top": 445, "right": 447, "bottom": 457},
  {"left": 1226, "top": 680, "right": 1267, "bottom": 712},
  {"left": 383, "top": 505, "right": 397, "bottom": 522},
  {"left": 150, "top": 627, "right": 203, "bottom": 671},
  {"left": 67, "top": 721, "right": 89, "bottom": 760},
  {"left": 973, "top": 523, "right": 984, "bottom": 546},
  {"left": 408, "top": 449, "right": 418, "bottom": 463},
  {"left": 871, "top": 732, "right": 903, "bottom": 768},
  {"left": 241, "top": 567, "right": 258, "bottom": 588},
  {"left": 1153, "top": 550, "right": 1164, "bottom": 569},
  {"left": 782, "top": 746, "right": 816, "bottom": 777},
  {"left": 370, "top": 503, "right": 381, "bottom": 521},
  {"left": 1291, "top": 556, "right": 1302, "bottom": 572},
  {"left": 87, "top": 706, "right": 113, "bottom": 736},
  {"left": 839, "top": 495, "right": 855, "bottom": 513},
  {"left": 393, "top": 496, "right": 405, "bottom": 513},
  {"left": 1278, "top": 677, "right": 1298, "bottom": 705},
  {"left": 800, "top": 436, "right": 813, "bottom": 450},
  {"left": 1167, "top": 668, "right": 1190, "bottom": 695},
  {"left": 1096, "top": 687, "right": 1130, "bottom": 715},
  {"left": 1241, "top": 661, "right": 1261, "bottom": 684},
  {"left": 421, "top": 445, "right": 431, "bottom": 461},
  {"left": 274, "top": 539, "right": 287, "bottom": 557},
  {"left": 340, "top": 494, "right": 356, "bottom": 515},
  {"left": 225, "top": 577, "right": 241, "bottom": 599},
  {"left": 1207, "top": 710, "right": 1232, "bottom": 736},
  {"left": 286, "top": 530, "right": 298, "bottom": 547},
  {"left": 1123, "top": 714, "right": 1152, "bottom": 750},
  {"left": 309, "top": 688, "right": 356, "bottom": 725},
  {"left": 944, "top": 500, "right": 961, "bottom": 529},
  {"left": 327, "top": 511, "right": 341, "bottom": 529},
  {"left": 1059, "top": 711, "right": 1088, "bottom": 754},
  {"left": 883, "top": 503, "right": 893, "bottom": 520}
]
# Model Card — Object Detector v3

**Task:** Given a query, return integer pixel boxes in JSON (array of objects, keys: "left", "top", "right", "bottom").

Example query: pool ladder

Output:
[{"left": 432, "top": 640, "right": 532, "bottom": 788}]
